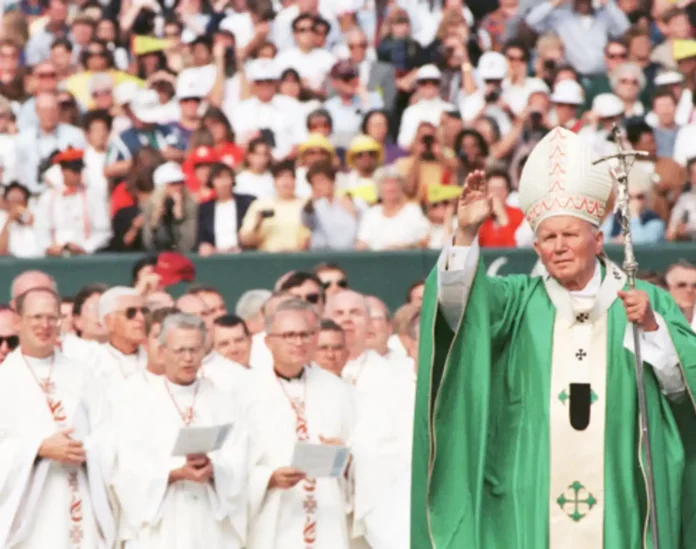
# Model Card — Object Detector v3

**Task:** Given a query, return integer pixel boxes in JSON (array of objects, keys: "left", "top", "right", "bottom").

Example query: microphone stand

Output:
[{"left": 592, "top": 125, "right": 659, "bottom": 549}]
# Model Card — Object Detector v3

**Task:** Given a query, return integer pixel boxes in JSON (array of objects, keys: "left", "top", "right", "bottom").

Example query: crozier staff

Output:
[{"left": 412, "top": 126, "right": 696, "bottom": 549}]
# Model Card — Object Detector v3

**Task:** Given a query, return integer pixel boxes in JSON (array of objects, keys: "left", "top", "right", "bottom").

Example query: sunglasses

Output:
[
  {"left": 322, "top": 279, "right": 348, "bottom": 289},
  {"left": 302, "top": 293, "right": 322, "bottom": 304},
  {"left": 0, "top": 335, "right": 18, "bottom": 349},
  {"left": 120, "top": 306, "right": 149, "bottom": 319}
]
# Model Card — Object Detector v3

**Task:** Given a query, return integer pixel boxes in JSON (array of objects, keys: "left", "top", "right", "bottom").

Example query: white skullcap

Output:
[
  {"left": 654, "top": 70, "right": 685, "bottom": 87},
  {"left": 99, "top": 286, "right": 141, "bottom": 323},
  {"left": 235, "top": 289, "right": 272, "bottom": 320},
  {"left": 518, "top": 127, "right": 614, "bottom": 231},
  {"left": 416, "top": 64, "right": 442, "bottom": 81}
]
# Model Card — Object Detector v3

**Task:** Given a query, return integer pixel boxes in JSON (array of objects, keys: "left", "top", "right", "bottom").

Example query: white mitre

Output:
[{"left": 518, "top": 127, "right": 614, "bottom": 232}]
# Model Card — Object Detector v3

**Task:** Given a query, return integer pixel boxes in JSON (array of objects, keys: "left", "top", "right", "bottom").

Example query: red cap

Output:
[
  {"left": 153, "top": 252, "right": 196, "bottom": 287},
  {"left": 53, "top": 147, "right": 85, "bottom": 164},
  {"left": 190, "top": 145, "right": 219, "bottom": 166}
]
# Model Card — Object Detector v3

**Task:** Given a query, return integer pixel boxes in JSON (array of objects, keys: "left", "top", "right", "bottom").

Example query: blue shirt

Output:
[{"left": 323, "top": 93, "right": 384, "bottom": 150}]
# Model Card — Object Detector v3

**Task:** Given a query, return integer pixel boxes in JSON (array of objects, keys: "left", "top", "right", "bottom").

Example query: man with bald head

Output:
[
  {"left": 365, "top": 296, "right": 410, "bottom": 363},
  {"left": 248, "top": 291, "right": 295, "bottom": 369},
  {"left": 10, "top": 270, "right": 56, "bottom": 310},
  {"left": 325, "top": 289, "right": 413, "bottom": 549}
]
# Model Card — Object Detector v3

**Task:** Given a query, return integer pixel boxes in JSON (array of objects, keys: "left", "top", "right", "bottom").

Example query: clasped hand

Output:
[
  {"left": 172, "top": 453, "right": 214, "bottom": 484},
  {"left": 38, "top": 428, "right": 86, "bottom": 466}
]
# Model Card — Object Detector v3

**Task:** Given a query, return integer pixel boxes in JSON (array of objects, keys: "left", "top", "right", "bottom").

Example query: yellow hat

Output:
[
  {"left": 427, "top": 184, "right": 461, "bottom": 204},
  {"left": 132, "top": 35, "right": 172, "bottom": 56},
  {"left": 346, "top": 134, "right": 383, "bottom": 168},
  {"left": 298, "top": 133, "right": 335, "bottom": 155},
  {"left": 674, "top": 39, "right": 696, "bottom": 62},
  {"left": 340, "top": 183, "right": 378, "bottom": 204}
]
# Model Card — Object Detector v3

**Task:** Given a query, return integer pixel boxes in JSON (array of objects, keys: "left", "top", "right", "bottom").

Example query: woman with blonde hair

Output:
[{"left": 609, "top": 62, "right": 647, "bottom": 118}]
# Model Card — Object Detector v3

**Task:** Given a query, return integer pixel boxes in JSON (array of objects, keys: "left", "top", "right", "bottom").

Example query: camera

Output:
[
  {"left": 484, "top": 89, "right": 501, "bottom": 104},
  {"left": 543, "top": 59, "right": 556, "bottom": 72},
  {"left": 420, "top": 134, "right": 437, "bottom": 161},
  {"left": 36, "top": 150, "right": 59, "bottom": 186}
]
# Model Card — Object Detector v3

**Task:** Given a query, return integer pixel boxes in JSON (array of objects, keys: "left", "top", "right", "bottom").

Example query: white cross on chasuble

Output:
[{"left": 542, "top": 258, "right": 627, "bottom": 549}]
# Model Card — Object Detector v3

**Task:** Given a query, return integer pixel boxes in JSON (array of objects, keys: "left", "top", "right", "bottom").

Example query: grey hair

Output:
[
  {"left": 609, "top": 62, "right": 646, "bottom": 93},
  {"left": 265, "top": 298, "right": 320, "bottom": 333},
  {"left": 10, "top": 270, "right": 58, "bottom": 301},
  {"left": 98, "top": 286, "right": 141, "bottom": 323},
  {"left": 373, "top": 164, "right": 405, "bottom": 198},
  {"left": 325, "top": 290, "right": 371, "bottom": 318},
  {"left": 158, "top": 312, "right": 207, "bottom": 347},
  {"left": 236, "top": 289, "right": 272, "bottom": 320}
]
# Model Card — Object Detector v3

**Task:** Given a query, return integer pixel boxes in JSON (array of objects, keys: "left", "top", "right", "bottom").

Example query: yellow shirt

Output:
[{"left": 240, "top": 198, "right": 310, "bottom": 252}]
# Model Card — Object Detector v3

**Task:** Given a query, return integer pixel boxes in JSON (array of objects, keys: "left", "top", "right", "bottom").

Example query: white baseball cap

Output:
[
  {"left": 247, "top": 59, "right": 280, "bottom": 82},
  {"left": 114, "top": 81, "right": 139, "bottom": 106},
  {"left": 129, "top": 89, "right": 165, "bottom": 123},
  {"left": 551, "top": 80, "right": 584, "bottom": 105},
  {"left": 478, "top": 51, "right": 507, "bottom": 81},
  {"left": 592, "top": 93, "right": 624, "bottom": 119},
  {"left": 176, "top": 71, "right": 206, "bottom": 100},
  {"left": 416, "top": 64, "right": 442, "bottom": 81},
  {"left": 154, "top": 161, "right": 185, "bottom": 187},
  {"left": 654, "top": 70, "right": 685, "bottom": 87}
]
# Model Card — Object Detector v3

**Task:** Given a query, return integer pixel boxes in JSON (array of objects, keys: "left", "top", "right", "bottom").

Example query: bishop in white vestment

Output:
[
  {"left": 247, "top": 302, "right": 355, "bottom": 549},
  {"left": 0, "top": 288, "right": 114, "bottom": 549},
  {"left": 112, "top": 313, "right": 248, "bottom": 549}
]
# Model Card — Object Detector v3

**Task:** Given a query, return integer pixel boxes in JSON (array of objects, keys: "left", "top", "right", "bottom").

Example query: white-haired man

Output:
[
  {"left": 92, "top": 286, "right": 147, "bottom": 386},
  {"left": 236, "top": 289, "right": 273, "bottom": 335},
  {"left": 0, "top": 287, "right": 114, "bottom": 548},
  {"left": 413, "top": 127, "right": 696, "bottom": 548},
  {"left": 112, "top": 313, "right": 248, "bottom": 548},
  {"left": 246, "top": 299, "right": 354, "bottom": 549},
  {"left": 325, "top": 289, "right": 413, "bottom": 549}
]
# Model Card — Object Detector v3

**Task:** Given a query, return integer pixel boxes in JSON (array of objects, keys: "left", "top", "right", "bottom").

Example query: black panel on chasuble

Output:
[{"left": 569, "top": 383, "right": 591, "bottom": 431}]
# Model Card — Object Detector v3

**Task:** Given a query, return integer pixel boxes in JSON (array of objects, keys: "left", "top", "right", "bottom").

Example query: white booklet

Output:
[
  {"left": 171, "top": 423, "right": 234, "bottom": 456},
  {"left": 290, "top": 441, "right": 351, "bottom": 478}
]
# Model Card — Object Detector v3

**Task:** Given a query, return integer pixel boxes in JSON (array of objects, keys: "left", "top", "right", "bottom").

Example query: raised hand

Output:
[{"left": 454, "top": 170, "right": 492, "bottom": 245}]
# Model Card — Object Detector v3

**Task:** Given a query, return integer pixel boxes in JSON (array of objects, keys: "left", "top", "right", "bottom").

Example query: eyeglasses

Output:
[
  {"left": 92, "top": 89, "right": 112, "bottom": 97},
  {"left": 322, "top": 279, "right": 348, "bottom": 289},
  {"left": 119, "top": 306, "right": 149, "bottom": 319},
  {"left": 620, "top": 79, "right": 639, "bottom": 86},
  {"left": 674, "top": 281, "right": 696, "bottom": 289},
  {"left": 269, "top": 330, "right": 314, "bottom": 343},
  {"left": 0, "top": 335, "right": 19, "bottom": 349},
  {"left": 301, "top": 293, "right": 322, "bottom": 304}
]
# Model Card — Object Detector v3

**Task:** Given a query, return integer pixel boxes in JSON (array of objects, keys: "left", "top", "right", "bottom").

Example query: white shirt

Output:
[
  {"left": 34, "top": 185, "right": 112, "bottom": 254},
  {"left": 235, "top": 170, "right": 276, "bottom": 199},
  {"left": 274, "top": 47, "right": 336, "bottom": 91},
  {"left": 397, "top": 98, "right": 454, "bottom": 150},
  {"left": 214, "top": 200, "right": 239, "bottom": 250},
  {"left": 0, "top": 210, "right": 42, "bottom": 258},
  {"left": 83, "top": 146, "right": 108, "bottom": 200},
  {"left": 357, "top": 203, "right": 430, "bottom": 250},
  {"left": 673, "top": 123, "right": 696, "bottom": 166},
  {"left": 0, "top": 133, "right": 17, "bottom": 184}
]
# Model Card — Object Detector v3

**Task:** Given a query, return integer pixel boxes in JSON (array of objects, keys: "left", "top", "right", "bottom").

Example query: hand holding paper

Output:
[
  {"left": 290, "top": 441, "right": 351, "bottom": 478},
  {"left": 171, "top": 423, "right": 233, "bottom": 457}
]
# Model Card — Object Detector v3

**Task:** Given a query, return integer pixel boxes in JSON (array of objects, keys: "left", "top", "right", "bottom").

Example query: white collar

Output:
[
  {"left": 569, "top": 260, "right": 601, "bottom": 298},
  {"left": 165, "top": 377, "right": 199, "bottom": 395}
]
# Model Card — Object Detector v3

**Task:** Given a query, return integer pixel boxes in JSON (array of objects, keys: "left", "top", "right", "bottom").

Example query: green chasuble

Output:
[{"left": 411, "top": 258, "right": 696, "bottom": 549}]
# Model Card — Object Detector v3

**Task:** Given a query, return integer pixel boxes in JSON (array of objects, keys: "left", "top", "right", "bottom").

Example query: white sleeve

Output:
[
  {"left": 436, "top": 238, "right": 480, "bottom": 331},
  {"left": 622, "top": 313, "right": 685, "bottom": 397}
]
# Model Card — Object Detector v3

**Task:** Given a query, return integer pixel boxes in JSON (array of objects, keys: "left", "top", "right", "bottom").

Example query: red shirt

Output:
[
  {"left": 110, "top": 182, "right": 136, "bottom": 217},
  {"left": 478, "top": 205, "right": 525, "bottom": 248}
]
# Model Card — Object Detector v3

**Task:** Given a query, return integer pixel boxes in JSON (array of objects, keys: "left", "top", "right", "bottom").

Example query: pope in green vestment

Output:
[{"left": 411, "top": 128, "right": 696, "bottom": 549}]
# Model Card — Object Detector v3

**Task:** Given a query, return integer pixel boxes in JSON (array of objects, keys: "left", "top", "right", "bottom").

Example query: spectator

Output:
[
  {"left": 667, "top": 159, "right": 696, "bottom": 241},
  {"left": 83, "top": 110, "right": 112, "bottom": 200},
  {"left": 550, "top": 79, "right": 584, "bottom": 132},
  {"left": 362, "top": 109, "right": 405, "bottom": 164},
  {"left": 525, "top": 0, "right": 630, "bottom": 78},
  {"left": 340, "top": 135, "right": 384, "bottom": 203},
  {"left": 501, "top": 39, "right": 550, "bottom": 117},
  {"left": 425, "top": 194, "right": 456, "bottom": 249},
  {"left": 480, "top": 0, "right": 522, "bottom": 52},
  {"left": 324, "top": 60, "right": 384, "bottom": 150},
  {"left": 650, "top": 90, "right": 679, "bottom": 158},
  {"left": 0, "top": 39, "right": 26, "bottom": 103},
  {"left": 460, "top": 51, "right": 513, "bottom": 134},
  {"left": 651, "top": 7, "right": 693, "bottom": 70},
  {"left": 197, "top": 163, "right": 256, "bottom": 256},
  {"left": 35, "top": 148, "right": 112, "bottom": 256},
  {"left": 294, "top": 133, "right": 338, "bottom": 198},
  {"left": 601, "top": 168, "right": 665, "bottom": 244},
  {"left": 305, "top": 109, "right": 334, "bottom": 139},
  {"left": 201, "top": 107, "right": 244, "bottom": 168},
  {"left": 234, "top": 137, "right": 275, "bottom": 199},
  {"left": 397, "top": 64, "right": 454, "bottom": 150},
  {"left": 609, "top": 62, "right": 646, "bottom": 118},
  {"left": 582, "top": 38, "right": 629, "bottom": 111},
  {"left": 302, "top": 160, "right": 362, "bottom": 250},
  {"left": 239, "top": 160, "right": 311, "bottom": 252},
  {"left": 0, "top": 182, "right": 42, "bottom": 258},
  {"left": 170, "top": 71, "right": 207, "bottom": 149},
  {"left": 110, "top": 146, "right": 163, "bottom": 217},
  {"left": 142, "top": 161, "right": 198, "bottom": 252},
  {"left": 184, "top": 144, "right": 219, "bottom": 202},
  {"left": 664, "top": 261, "right": 696, "bottom": 329},
  {"left": 478, "top": 169, "right": 527, "bottom": 247},
  {"left": 0, "top": 95, "right": 17, "bottom": 185},
  {"left": 356, "top": 164, "right": 430, "bottom": 250},
  {"left": 24, "top": 0, "right": 70, "bottom": 66},
  {"left": 342, "top": 28, "right": 396, "bottom": 111}
]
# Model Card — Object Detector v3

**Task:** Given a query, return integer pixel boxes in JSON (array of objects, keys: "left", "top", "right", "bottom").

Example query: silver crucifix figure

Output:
[{"left": 593, "top": 124, "right": 659, "bottom": 549}]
